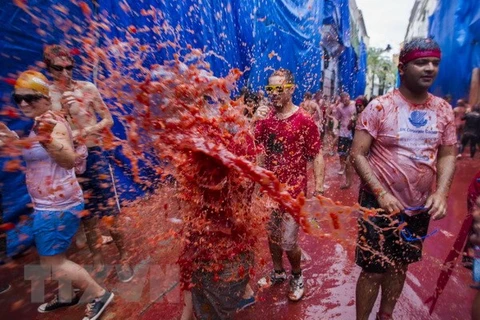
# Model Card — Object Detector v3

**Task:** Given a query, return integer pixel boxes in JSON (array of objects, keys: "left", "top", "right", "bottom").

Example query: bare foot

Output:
[{"left": 340, "top": 184, "right": 351, "bottom": 190}]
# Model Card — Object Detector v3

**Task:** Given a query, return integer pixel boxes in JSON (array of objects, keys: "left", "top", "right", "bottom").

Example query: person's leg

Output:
[
  {"left": 341, "top": 156, "right": 353, "bottom": 189},
  {"left": 459, "top": 134, "right": 469, "bottom": 155},
  {"left": 285, "top": 245, "right": 301, "bottom": 274},
  {"left": 242, "top": 284, "right": 254, "bottom": 299},
  {"left": 82, "top": 217, "right": 105, "bottom": 273},
  {"left": 470, "top": 136, "right": 478, "bottom": 158},
  {"left": 472, "top": 290, "right": 480, "bottom": 320},
  {"left": 267, "top": 210, "right": 285, "bottom": 272},
  {"left": 40, "top": 254, "right": 105, "bottom": 301},
  {"left": 378, "top": 264, "right": 408, "bottom": 316},
  {"left": 341, "top": 140, "right": 354, "bottom": 189},
  {"left": 268, "top": 240, "right": 284, "bottom": 272},
  {"left": 181, "top": 291, "right": 193, "bottom": 320},
  {"left": 109, "top": 217, "right": 129, "bottom": 261},
  {"left": 356, "top": 271, "right": 384, "bottom": 320}
]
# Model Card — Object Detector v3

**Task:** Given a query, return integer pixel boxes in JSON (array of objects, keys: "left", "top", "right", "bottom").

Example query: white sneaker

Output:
[
  {"left": 337, "top": 170, "right": 345, "bottom": 175},
  {"left": 288, "top": 275, "right": 305, "bottom": 301}
]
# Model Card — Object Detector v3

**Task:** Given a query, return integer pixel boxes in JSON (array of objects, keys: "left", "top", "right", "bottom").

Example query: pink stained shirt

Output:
[
  {"left": 255, "top": 108, "right": 321, "bottom": 198},
  {"left": 22, "top": 115, "right": 83, "bottom": 211},
  {"left": 336, "top": 101, "right": 356, "bottom": 138},
  {"left": 356, "top": 90, "right": 456, "bottom": 210}
]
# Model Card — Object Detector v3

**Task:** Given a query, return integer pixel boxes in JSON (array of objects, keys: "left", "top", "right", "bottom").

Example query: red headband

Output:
[{"left": 400, "top": 49, "right": 441, "bottom": 64}]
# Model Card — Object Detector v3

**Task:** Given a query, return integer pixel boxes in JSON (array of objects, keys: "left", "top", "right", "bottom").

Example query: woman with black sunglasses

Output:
[{"left": 5, "top": 70, "right": 114, "bottom": 320}]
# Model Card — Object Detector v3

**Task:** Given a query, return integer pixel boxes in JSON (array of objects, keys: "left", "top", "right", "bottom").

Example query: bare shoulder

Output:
[{"left": 76, "top": 80, "right": 99, "bottom": 93}]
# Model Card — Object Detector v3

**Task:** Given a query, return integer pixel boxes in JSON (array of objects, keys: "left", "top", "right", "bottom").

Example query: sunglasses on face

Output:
[
  {"left": 265, "top": 84, "right": 294, "bottom": 93},
  {"left": 50, "top": 65, "right": 74, "bottom": 72},
  {"left": 12, "top": 93, "right": 44, "bottom": 104}
]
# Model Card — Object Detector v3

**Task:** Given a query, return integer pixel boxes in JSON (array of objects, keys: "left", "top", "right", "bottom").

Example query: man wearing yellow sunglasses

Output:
[{"left": 255, "top": 68, "right": 325, "bottom": 302}]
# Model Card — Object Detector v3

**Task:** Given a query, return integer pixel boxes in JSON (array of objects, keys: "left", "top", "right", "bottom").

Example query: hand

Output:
[
  {"left": 61, "top": 91, "right": 81, "bottom": 111},
  {"left": 425, "top": 192, "right": 448, "bottom": 220},
  {"left": 254, "top": 105, "right": 269, "bottom": 120},
  {"left": 33, "top": 112, "right": 58, "bottom": 139},
  {"left": 0, "top": 122, "right": 17, "bottom": 147},
  {"left": 377, "top": 192, "right": 404, "bottom": 215}
]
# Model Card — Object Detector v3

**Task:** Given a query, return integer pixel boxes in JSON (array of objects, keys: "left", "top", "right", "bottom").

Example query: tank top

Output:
[{"left": 22, "top": 115, "right": 83, "bottom": 210}]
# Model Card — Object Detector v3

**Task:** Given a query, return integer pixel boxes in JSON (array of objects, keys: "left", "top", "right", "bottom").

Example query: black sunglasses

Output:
[
  {"left": 12, "top": 93, "right": 45, "bottom": 104},
  {"left": 50, "top": 65, "right": 74, "bottom": 72}
]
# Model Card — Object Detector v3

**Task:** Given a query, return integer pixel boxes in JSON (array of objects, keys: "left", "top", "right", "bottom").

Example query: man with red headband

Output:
[
  {"left": 351, "top": 38, "right": 456, "bottom": 320},
  {"left": 43, "top": 45, "right": 133, "bottom": 282}
]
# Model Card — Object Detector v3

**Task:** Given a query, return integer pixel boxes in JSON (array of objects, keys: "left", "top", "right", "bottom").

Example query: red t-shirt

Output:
[{"left": 255, "top": 109, "right": 321, "bottom": 197}]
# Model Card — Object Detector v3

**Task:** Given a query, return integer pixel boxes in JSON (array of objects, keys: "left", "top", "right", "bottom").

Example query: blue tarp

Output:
[
  {"left": 0, "top": 0, "right": 330, "bottom": 254},
  {"left": 428, "top": 0, "right": 480, "bottom": 101}
]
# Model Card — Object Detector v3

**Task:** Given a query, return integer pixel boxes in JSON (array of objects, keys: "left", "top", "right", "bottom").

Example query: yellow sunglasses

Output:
[{"left": 265, "top": 84, "right": 294, "bottom": 93}]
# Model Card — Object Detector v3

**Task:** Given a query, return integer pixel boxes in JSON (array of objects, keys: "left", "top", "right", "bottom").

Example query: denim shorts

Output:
[{"left": 33, "top": 203, "right": 83, "bottom": 256}]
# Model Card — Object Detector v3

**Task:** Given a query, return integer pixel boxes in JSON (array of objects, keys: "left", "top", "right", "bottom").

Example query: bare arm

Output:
[
  {"left": 313, "top": 152, "right": 325, "bottom": 194},
  {"left": 42, "top": 121, "right": 76, "bottom": 169},
  {"left": 425, "top": 144, "right": 456, "bottom": 219},
  {"left": 351, "top": 129, "right": 404, "bottom": 213},
  {"left": 80, "top": 85, "right": 113, "bottom": 136}
]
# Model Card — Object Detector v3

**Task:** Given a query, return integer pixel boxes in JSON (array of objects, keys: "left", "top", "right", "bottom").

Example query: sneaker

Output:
[
  {"left": 338, "top": 170, "right": 345, "bottom": 175},
  {"left": 457, "top": 154, "right": 463, "bottom": 159},
  {"left": 116, "top": 264, "right": 134, "bottom": 283},
  {"left": 236, "top": 296, "right": 256, "bottom": 311},
  {"left": 38, "top": 294, "right": 80, "bottom": 313},
  {"left": 257, "top": 270, "right": 287, "bottom": 287},
  {"left": 288, "top": 275, "right": 305, "bottom": 301},
  {"left": 0, "top": 283, "right": 11, "bottom": 294},
  {"left": 83, "top": 291, "right": 114, "bottom": 320}
]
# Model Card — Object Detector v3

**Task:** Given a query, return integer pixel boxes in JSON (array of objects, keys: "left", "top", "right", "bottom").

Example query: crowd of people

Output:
[{"left": 0, "top": 37, "right": 479, "bottom": 320}]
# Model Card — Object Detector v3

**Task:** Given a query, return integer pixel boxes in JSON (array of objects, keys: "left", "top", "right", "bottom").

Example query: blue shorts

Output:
[
  {"left": 33, "top": 203, "right": 83, "bottom": 256},
  {"left": 77, "top": 147, "right": 120, "bottom": 220}
]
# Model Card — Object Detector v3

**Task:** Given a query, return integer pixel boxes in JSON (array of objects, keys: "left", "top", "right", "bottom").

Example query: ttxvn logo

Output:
[{"left": 408, "top": 111, "right": 428, "bottom": 128}]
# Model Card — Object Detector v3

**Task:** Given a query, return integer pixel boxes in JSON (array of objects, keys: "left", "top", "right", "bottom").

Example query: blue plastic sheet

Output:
[
  {"left": 0, "top": 0, "right": 365, "bottom": 254},
  {"left": 428, "top": 0, "right": 480, "bottom": 101}
]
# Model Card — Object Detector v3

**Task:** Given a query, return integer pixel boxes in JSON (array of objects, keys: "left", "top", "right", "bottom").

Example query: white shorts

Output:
[{"left": 268, "top": 210, "right": 300, "bottom": 251}]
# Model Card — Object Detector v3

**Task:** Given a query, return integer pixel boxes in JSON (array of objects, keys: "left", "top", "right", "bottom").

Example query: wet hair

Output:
[
  {"left": 43, "top": 45, "right": 74, "bottom": 68},
  {"left": 456, "top": 99, "right": 466, "bottom": 107},
  {"left": 399, "top": 38, "right": 441, "bottom": 65},
  {"left": 269, "top": 68, "right": 295, "bottom": 84},
  {"left": 304, "top": 92, "right": 313, "bottom": 100},
  {"left": 355, "top": 95, "right": 368, "bottom": 106},
  {"left": 340, "top": 92, "right": 350, "bottom": 99}
]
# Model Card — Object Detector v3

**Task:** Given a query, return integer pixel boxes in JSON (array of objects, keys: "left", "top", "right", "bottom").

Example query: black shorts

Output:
[
  {"left": 355, "top": 190, "right": 431, "bottom": 273},
  {"left": 77, "top": 147, "right": 120, "bottom": 220},
  {"left": 337, "top": 137, "right": 353, "bottom": 156}
]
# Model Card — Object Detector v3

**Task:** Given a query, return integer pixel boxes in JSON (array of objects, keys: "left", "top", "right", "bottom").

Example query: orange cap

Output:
[{"left": 14, "top": 70, "right": 49, "bottom": 96}]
